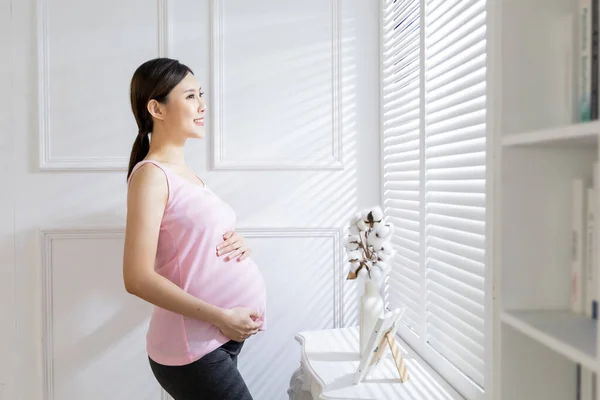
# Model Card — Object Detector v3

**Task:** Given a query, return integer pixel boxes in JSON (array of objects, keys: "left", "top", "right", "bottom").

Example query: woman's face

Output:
[{"left": 162, "top": 72, "right": 206, "bottom": 139}]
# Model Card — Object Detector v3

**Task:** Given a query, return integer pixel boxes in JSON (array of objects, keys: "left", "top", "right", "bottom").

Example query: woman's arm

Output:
[
  {"left": 123, "top": 163, "right": 224, "bottom": 324},
  {"left": 122, "top": 164, "right": 261, "bottom": 340}
]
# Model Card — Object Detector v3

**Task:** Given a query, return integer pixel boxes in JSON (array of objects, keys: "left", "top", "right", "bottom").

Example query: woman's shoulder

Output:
[
  {"left": 130, "top": 160, "right": 165, "bottom": 181},
  {"left": 127, "top": 161, "right": 170, "bottom": 199}
]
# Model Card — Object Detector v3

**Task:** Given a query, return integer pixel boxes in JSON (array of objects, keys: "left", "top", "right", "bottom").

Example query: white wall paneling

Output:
[
  {"left": 40, "top": 227, "right": 342, "bottom": 400},
  {"left": 158, "top": 0, "right": 170, "bottom": 59},
  {"left": 10, "top": 0, "right": 380, "bottom": 398},
  {"left": 40, "top": 228, "right": 166, "bottom": 400},
  {"left": 209, "top": 0, "right": 343, "bottom": 170},
  {"left": 37, "top": 0, "right": 169, "bottom": 171},
  {"left": 238, "top": 227, "right": 344, "bottom": 326},
  {"left": 234, "top": 227, "right": 344, "bottom": 400}
]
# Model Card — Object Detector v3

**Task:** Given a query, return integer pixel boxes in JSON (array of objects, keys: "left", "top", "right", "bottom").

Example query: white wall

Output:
[{"left": 1, "top": 0, "right": 381, "bottom": 399}]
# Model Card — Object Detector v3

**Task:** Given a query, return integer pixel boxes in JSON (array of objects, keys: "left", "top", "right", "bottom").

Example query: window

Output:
[{"left": 381, "top": 0, "right": 488, "bottom": 398}]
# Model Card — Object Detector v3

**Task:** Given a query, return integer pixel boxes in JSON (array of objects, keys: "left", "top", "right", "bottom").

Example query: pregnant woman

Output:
[{"left": 122, "top": 57, "right": 267, "bottom": 400}]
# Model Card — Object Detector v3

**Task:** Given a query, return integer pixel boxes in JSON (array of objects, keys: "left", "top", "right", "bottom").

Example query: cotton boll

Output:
[
  {"left": 348, "top": 215, "right": 361, "bottom": 230},
  {"left": 348, "top": 250, "right": 362, "bottom": 261},
  {"left": 349, "top": 225, "right": 360, "bottom": 235},
  {"left": 357, "top": 219, "right": 368, "bottom": 232},
  {"left": 349, "top": 234, "right": 360, "bottom": 244},
  {"left": 378, "top": 248, "right": 394, "bottom": 261},
  {"left": 374, "top": 223, "right": 391, "bottom": 239},
  {"left": 370, "top": 206, "right": 383, "bottom": 222},
  {"left": 371, "top": 222, "right": 386, "bottom": 239},
  {"left": 367, "top": 235, "right": 385, "bottom": 250},
  {"left": 344, "top": 236, "right": 360, "bottom": 250},
  {"left": 350, "top": 261, "right": 360, "bottom": 272},
  {"left": 346, "top": 242, "right": 359, "bottom": 251}
]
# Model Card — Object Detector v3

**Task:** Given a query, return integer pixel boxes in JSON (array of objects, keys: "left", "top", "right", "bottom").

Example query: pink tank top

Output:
[{"left": 128, "top": 160, "right": 267, "bottom": 366}]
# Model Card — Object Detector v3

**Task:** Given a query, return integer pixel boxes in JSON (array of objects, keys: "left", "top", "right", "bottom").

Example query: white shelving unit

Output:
[
  {"left": 498, "top": 125, "right": 600, "bottom": 400},
  {"left": 502, "top": 122, "right": 600, "bottom": 148},
  {"left": 501, "top": 309, "right": 597, "bottom": 372},
  {"left": 494, "top": 0, "right": 600, "bottom": 398},
  {"left": 497, "top": 128, "right": 599, "bottom": 399}
]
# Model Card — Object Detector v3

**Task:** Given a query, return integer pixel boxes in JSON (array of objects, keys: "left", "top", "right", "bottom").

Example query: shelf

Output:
[
  {"left": 501, "top": 310, "right": 598, "bottom": 372},
  {"left": 502, "top": 121, "right": 600, "bottom": 148}
]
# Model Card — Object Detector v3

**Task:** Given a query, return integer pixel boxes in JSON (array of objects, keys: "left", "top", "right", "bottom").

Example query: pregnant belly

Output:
[{"left": 186, "top": 257, "right": 267, "bottom": 323}]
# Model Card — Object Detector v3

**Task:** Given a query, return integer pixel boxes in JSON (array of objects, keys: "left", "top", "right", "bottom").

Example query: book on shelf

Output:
[
  {"left": 578, "top": 0, "right": 599, "bottom": 122},
  {"left": 572, "top": 178, "right": 585, "bottom": 314}
]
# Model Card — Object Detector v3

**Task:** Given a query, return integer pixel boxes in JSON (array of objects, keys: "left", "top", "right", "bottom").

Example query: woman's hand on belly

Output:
[
  {"left": 216, "top": 231, "right": 251, "bottom": 262},
  {"left": 215, "top": 307, "right": 263, "bottom": 342}
]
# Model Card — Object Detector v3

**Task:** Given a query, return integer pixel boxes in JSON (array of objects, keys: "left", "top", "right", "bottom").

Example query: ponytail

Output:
[{"left": 126, "top": 131, "right": 150, "bottom": 180}]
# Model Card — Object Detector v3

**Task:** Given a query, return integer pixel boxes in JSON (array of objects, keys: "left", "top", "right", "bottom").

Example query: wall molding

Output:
[
  {"left": 36, "top": 0, "right": 169, "bottom": 172},
  {"left": 209, "top": 0, "right": 343, "bottom": 170},
  {"left": 40, "top": 227, "right": 172, "bottom": 400},
  {"left": 40, "top": 226, "right": 343, "bottom": 400},
  {"left": 40, "top": 228, "right": 124, "bottom": 400},
  {"left": 158, "top": 0, "right": 170, "bottom": 59},
  {"left": 236, "top": 227, "right": 344, "bottom": 327}
]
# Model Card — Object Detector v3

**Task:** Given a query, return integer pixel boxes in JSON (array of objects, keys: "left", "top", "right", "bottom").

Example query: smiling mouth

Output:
[{"left": 194, "top": 118, "right": 204, "bottom": 126}]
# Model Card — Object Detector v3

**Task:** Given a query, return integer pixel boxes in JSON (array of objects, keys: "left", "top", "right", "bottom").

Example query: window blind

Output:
[
  {"left": 381, "top": 0, "right": 422, "bottom": 335},
  {"left": 381, "top": 0, "right": 487, "bottom": 397}
]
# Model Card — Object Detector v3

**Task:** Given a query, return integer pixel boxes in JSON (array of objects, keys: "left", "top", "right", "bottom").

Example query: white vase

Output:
[{"left": 359, "top": 279, "right": 384, "bottom": 357}]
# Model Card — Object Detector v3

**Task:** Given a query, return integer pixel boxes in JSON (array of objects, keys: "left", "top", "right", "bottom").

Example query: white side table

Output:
[{"left": 287, "top": 326, "right": 464, "bottom": 400}]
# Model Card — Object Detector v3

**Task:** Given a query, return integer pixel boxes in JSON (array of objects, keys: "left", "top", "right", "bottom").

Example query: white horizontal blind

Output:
[
  {"left": 425, "top": 0, "right": 486, "bottom": 389},
  {"left": 381, "top": 0, "right": 487, "bottom": 396},
  {"left": 381, "top": 0, "right": 422, "bottom": 334}
]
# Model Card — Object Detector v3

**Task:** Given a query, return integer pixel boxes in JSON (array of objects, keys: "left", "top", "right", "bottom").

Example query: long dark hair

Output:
[{"left": 127, "top": 58, "right": 194, "bottom": 180}]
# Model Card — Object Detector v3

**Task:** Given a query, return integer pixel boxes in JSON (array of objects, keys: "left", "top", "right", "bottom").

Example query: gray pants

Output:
[{"left": 148, "top": 340, "right": 253, "bottom": 400}]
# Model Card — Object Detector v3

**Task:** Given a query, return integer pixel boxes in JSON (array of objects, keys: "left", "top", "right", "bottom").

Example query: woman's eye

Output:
[{"left": 187, "top": 94, "right": 195, "bottom": 99}]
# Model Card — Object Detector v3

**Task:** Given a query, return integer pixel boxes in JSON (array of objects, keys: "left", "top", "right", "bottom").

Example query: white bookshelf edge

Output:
[
  {"left": 502, "top": 122, "right": 600, "bottom": 147},
  {"left": 501, "top": 309, "right": 598, "bottom": 372}
]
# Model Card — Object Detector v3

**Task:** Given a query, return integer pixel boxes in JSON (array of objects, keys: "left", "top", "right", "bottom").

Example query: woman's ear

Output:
[{"left": 147, "top": 99, "right": 165, "bottom": 120}]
